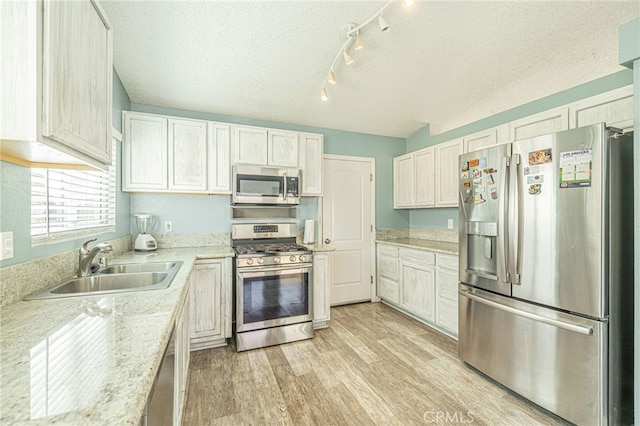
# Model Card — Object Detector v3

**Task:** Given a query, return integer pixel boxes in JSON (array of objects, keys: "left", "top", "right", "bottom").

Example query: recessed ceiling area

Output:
[{"left": 101, "top": 1, "right": 639, "bottom": 138}]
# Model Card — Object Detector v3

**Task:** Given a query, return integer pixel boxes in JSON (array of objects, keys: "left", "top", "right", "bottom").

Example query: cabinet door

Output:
[
  {"left": 233, "top": 126, "right": 268, "bottom": 165},
  {"left": 268, "top": 130, "right": 299, "bottom": 167},
  {"left": 123, "top": 112, "right": 168, "bottom": 190},
  {"left": 436, "top": 255, "right": 459, "bottom": 336},
  {"left": 313, "top": 253, "right": 331, "bottom": 327},
  {"left": 463, "top": 128, "right": 498, "bottom": 153},
  {"left": 508, "top": 107, "right": 569, "bottom": 140},
  {"left": 400, "top": 262, "right": 435, "bottom": 322},
  {"left": 299, "top": 132, "right": 323, "bottom": 196},
  {"left": 208, "top": 123, "right": 231, "bottom": 193},
  {"left": 414, "top": 148, "right": 435, "bottom": 207},
  {"left": 42, "top": 0, "right": 112, "bottom": 165},
  {"left": 435, "top": 139, "right": 463, "bottom": 206},
  {"left": 393, "top": 154, "right": 414, "bottom": 208},
  {"left": 569, "top": 85, "right": 634, "bottom": 132},
  {"left": 168, "top": 118, "right": 208, "bottom": 192},
  {"left": 190, "top": 261, "right": 224, "bottom": 340},
  {"left": 174, "top": 291, "right": 190, "bottom": 426}
]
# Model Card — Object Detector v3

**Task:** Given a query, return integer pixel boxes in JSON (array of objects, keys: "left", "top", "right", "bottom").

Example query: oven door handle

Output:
[{"left": 237, "top": 265, "right": 312, "bottom": 277}]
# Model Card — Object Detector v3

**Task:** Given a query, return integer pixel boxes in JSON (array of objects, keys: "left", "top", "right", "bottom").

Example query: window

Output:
[{"left": 31, "top": 142, "right": 116, "bottom": 244}]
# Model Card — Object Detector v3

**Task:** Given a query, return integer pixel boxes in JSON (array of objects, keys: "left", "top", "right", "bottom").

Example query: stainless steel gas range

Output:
[{"left": 232, "top": 223, "right": 313, "bottom": 352}]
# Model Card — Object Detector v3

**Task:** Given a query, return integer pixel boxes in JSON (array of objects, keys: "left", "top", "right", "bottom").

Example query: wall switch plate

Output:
[
  {"left": 0, "top": 232, "right": 14, "bottom": 260},
  {"left": 164, "top": 221, "right": 172, "bottom": 232},
  {"left": 447, "top": 219, "right": 454, "bottom": 230}
]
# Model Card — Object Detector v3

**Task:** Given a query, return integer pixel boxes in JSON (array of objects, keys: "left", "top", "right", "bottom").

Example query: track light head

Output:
[
  {"left": 343, "top": 49, "right": 354, "bottom": 65},
  {"left": 378, "top": 14, "right": 390, "bottom": 32},
  {"left": 328, "top": 70, "right": 337, "bottom": 84},
  {"left": 355, "top": 32, "right": 364, "bottom": 50},
  {"left": 321, "top": 87, "right": 328, "bottom": 101},
  {"left": 404, "top": 0, "right": 414, "bottom": 6}
]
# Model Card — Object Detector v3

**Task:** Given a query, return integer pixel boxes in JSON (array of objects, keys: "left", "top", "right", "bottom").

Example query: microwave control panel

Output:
[{"left": 286, "top": 177, "right": 299, "bottom": 196}]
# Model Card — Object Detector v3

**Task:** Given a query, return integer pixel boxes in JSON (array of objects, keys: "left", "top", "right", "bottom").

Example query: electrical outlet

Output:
[
  {"left": 447, "top": 219, "right": 454, "bottom": 230},
  {"left": 164, "top": 221, "right": 172, "bottom": 232},
  {"left": 0, "top": 232, "right": 14, "bottom": 260}
]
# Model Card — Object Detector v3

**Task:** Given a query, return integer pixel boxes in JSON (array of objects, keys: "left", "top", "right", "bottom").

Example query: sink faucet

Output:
[{"left": 78, "top": 238, "right": 113, "bottom": 277}]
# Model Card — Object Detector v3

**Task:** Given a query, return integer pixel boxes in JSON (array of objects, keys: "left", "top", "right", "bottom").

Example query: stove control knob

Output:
[
  {"left": 246, "top": 258, "right": 254, "bottom": 265},
  {"left": 257, "top": 258, "right": 264, "bottom": 265},
  {"left": 299, "top": 255, "right": 306, "bottom": 262},
  {"left": 273, "top": 257, "right": 281, "bottom": 263},
  {"left": 289, "top": 255, "right": 297, "bottom": 262}
]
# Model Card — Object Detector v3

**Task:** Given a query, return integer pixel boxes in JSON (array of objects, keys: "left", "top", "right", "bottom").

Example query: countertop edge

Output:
[{"left": 376, "top": 239, "right": 459, "bottom": 255}]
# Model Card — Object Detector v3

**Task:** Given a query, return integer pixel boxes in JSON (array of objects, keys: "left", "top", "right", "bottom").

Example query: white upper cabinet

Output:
[
  {"left": 267, "top": 129, "right": 299, "bottom": 167},
  {"left": 508, "top": 107, "right": 569, "bottom": 141},
  {"left": 435, "top": 139, "right": 463, "bottom": 207},
  {"left": 414, "top": 148, "right": 435, "bottom": 207},
  {"left": 393, "top": 153, "right": 414, "bottom": 208},
  {"left": 0, "top": 0, "right": 113, "bottom": 169},
  {"left": 168, "top": 118, "right": 208, "bottom": 192},
  {"left": 299, "top": 132, "right": 323, "bottom": 196},
  {"left": 463, "top": 127, "right": 501, "bottom": 153},
  {"left": 568, "top": 85, "right": 634, "bottom": 132},
  {"left": 208, "top": 123, "right": 231, "bottom": 194},
  {"left": 123, "top": 112, "right": 168, "bottom": 190},
  {"left": 232, "top": 126, "right": 269, "bottom": 165},
  {"left": 233, "top": 126, "right": 301, "bottom": 168},
  {"left": 123, "top": 111, "right": 231, "bottom": 194}
]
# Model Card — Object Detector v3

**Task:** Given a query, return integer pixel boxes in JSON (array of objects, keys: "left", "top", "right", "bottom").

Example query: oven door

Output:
[{"left": 236, "top": 264, "right": 313, "bottom": 332}]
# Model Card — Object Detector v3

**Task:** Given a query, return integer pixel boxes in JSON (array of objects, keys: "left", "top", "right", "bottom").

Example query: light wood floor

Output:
[{"left": 183, "top": 302, "right": 567, "bottom": 425}]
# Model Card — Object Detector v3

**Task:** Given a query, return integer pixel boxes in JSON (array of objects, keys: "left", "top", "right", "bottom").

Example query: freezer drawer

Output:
[{"left": 458, "top": 285, "right": 606, "bottom": 426}]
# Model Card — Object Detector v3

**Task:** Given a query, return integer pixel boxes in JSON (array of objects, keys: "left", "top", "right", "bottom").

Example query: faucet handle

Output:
[{"left": 81, "top": 238, "right": 98, "bottom": 253}]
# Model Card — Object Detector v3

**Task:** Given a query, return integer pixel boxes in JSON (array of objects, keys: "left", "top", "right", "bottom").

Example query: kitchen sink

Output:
[
  {"left": 25, "top": 261, "right": 183, "bottom": 300},
  {"left": 99, "top": 261, "right": 178, "bottom": 274}
]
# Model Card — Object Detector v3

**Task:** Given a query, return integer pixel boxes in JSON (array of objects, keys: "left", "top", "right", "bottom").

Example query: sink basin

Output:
[
  {"left": 99, "top": 261, "right": 178, "bottom": 274},
  {"left": 25, "top": 261, "right": 183, "bottom": 300},
  {"left": 50, "top": 272, "right": 168, "bottom": 294}
]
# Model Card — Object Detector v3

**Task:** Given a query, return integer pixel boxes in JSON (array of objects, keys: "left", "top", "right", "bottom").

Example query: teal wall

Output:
[
  {"left": 0, "top": 69, "right": 131, "bottom": 268},
  {"left": 408, "top": 69, "right": 634, "bottom": 230},
  {"left": 130, "top": 103, "right": 409, "bottom": 232}
]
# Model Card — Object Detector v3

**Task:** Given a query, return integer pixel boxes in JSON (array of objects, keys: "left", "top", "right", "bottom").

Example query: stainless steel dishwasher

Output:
[{"left": 140, "top": 327, "right": 175, "bottom": 426}]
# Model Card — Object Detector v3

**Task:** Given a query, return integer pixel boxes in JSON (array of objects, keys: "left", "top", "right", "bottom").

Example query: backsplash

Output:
[
  {"left": 0, "top": 235, "right": 132, "bottom": 307},
  {"left": 376, "top": 227, "right": 458, "bottom": 244},
  {"left": 151, "top": 232, "right": 230, "bottom": 248}
]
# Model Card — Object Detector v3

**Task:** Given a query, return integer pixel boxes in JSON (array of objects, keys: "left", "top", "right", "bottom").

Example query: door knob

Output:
[{"left": 324, "top": 238, "right": 331, "bottom": 244}]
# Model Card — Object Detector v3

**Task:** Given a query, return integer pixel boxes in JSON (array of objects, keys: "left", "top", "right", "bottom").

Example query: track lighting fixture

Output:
[
  {"left": 343, "top": 49, "right": 354, "bottom": 65},
  {"left": 378, "top": 13, "right": 390, "bottom": 32},
  {"left": 319, "top": 0, "right": 413, "bottom": 101}
]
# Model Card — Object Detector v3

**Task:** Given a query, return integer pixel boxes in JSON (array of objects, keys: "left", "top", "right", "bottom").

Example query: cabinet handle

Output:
[{"left": 324, "top": 238, "right": 331, "bottom": 244}]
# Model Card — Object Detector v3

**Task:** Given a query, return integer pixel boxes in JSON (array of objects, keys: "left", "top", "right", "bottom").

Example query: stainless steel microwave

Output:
[{"left": 232, "top": 165, "right": 300, "bottom": 205}]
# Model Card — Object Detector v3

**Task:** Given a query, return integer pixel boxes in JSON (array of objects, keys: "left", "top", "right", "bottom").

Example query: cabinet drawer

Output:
[
  {"left": 401, "top": 248, "right": 435, "bottom": 265},
  {"left": 438, "top": 254, "right": 458, "bottom": 271},
  {"left": 378, "top": 277, "right": 399, "bottom": 305},
  {"left": 378, "top": 244, "right": 399, "bottom": 258},
  {"left": 437, "top": 298, "right": 458, "bottom": 335}
]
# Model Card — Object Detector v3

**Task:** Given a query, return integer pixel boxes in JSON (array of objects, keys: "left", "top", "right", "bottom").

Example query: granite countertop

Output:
[
  {"left": 303, "top": 243, "right": 335, "bottom": 252},
  {"left": 0, "top": 246, "right": 234, "bottom": 426},
  {"left": 376, "top": 238, "right": 459, "bottom": 255}
]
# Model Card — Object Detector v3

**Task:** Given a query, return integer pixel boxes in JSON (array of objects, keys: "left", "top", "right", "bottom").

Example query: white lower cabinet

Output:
[
  {"left": 174, "top": 289, "right": 190, "bottom": 426},
  {"left": 376, "top": 243, "right": 459, "bottom": 338},
  {"left": 435, "top": 254, "right": 459, "bottom": 336},
  {"left": 189, "top": 257, "right": 232, "bottom": 350},
  {"left": 313, "top": 252, "right": 331, "bottom": 329}
]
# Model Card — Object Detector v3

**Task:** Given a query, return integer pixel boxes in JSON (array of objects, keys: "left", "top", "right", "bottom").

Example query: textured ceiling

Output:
[{"left": 101, "top": 1, "right": 640, "bottom": 138}]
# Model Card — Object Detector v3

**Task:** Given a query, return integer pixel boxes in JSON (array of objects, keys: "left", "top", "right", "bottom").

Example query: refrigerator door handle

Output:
[
  {"left": 508, "top": 154, "right": 521, "bottom": 284},
  {"left": 497, "top": 155, "right": 510, "bottom": 283},
  {"left": 459, "top": 289, "right": 593, "bottom": 335}
]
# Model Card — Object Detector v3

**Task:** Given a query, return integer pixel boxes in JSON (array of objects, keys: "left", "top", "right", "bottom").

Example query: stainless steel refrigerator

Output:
[{"left": 458, "top": 123, "right": 634, "bottom": 425}]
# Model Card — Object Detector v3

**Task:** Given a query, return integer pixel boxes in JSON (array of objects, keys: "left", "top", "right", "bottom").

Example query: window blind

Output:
[{"left": 31, "top": 142, "right": 116, "bottom": 243}]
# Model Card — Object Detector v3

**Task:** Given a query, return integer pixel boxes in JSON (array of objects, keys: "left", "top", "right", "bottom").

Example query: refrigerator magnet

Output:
[
  {"left": 461, "top": 171, "right": 469, "bottom": 179},
  {"left": 487, "top": 174, "right": 495, "bottom": 185},
  {"left": 528, "top": 184, "right": 542, "bottom": 195},
  {"left": 490, "top": 187, "right": 498, "bottom": 199},
  {"left": 527, "top": 175, "right": 544, "bottom": 184},
  {"left": 474, "top": 194, "right": 486, "bottom": 204},
  {"left": 479, "top": 157, "right": 487, "bottom": 168},
  {"left": 528, "top": 149, "right": 552, "bottom": 165},
  {"left": 461, "top": 161, "right": 469, "bottom": 171},
  {"left": 469, "top": 159, "right": 479, "bottom": 167}
]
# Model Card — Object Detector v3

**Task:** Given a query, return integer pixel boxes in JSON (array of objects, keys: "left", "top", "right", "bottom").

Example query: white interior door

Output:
[{"left": 322, "top": 155, "right": 374, "bottom": 305}]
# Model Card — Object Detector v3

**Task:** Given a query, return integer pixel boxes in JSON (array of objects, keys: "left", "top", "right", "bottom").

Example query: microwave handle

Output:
[{"left": 283, "top": 171, "right": 287, "bottom": 201}]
